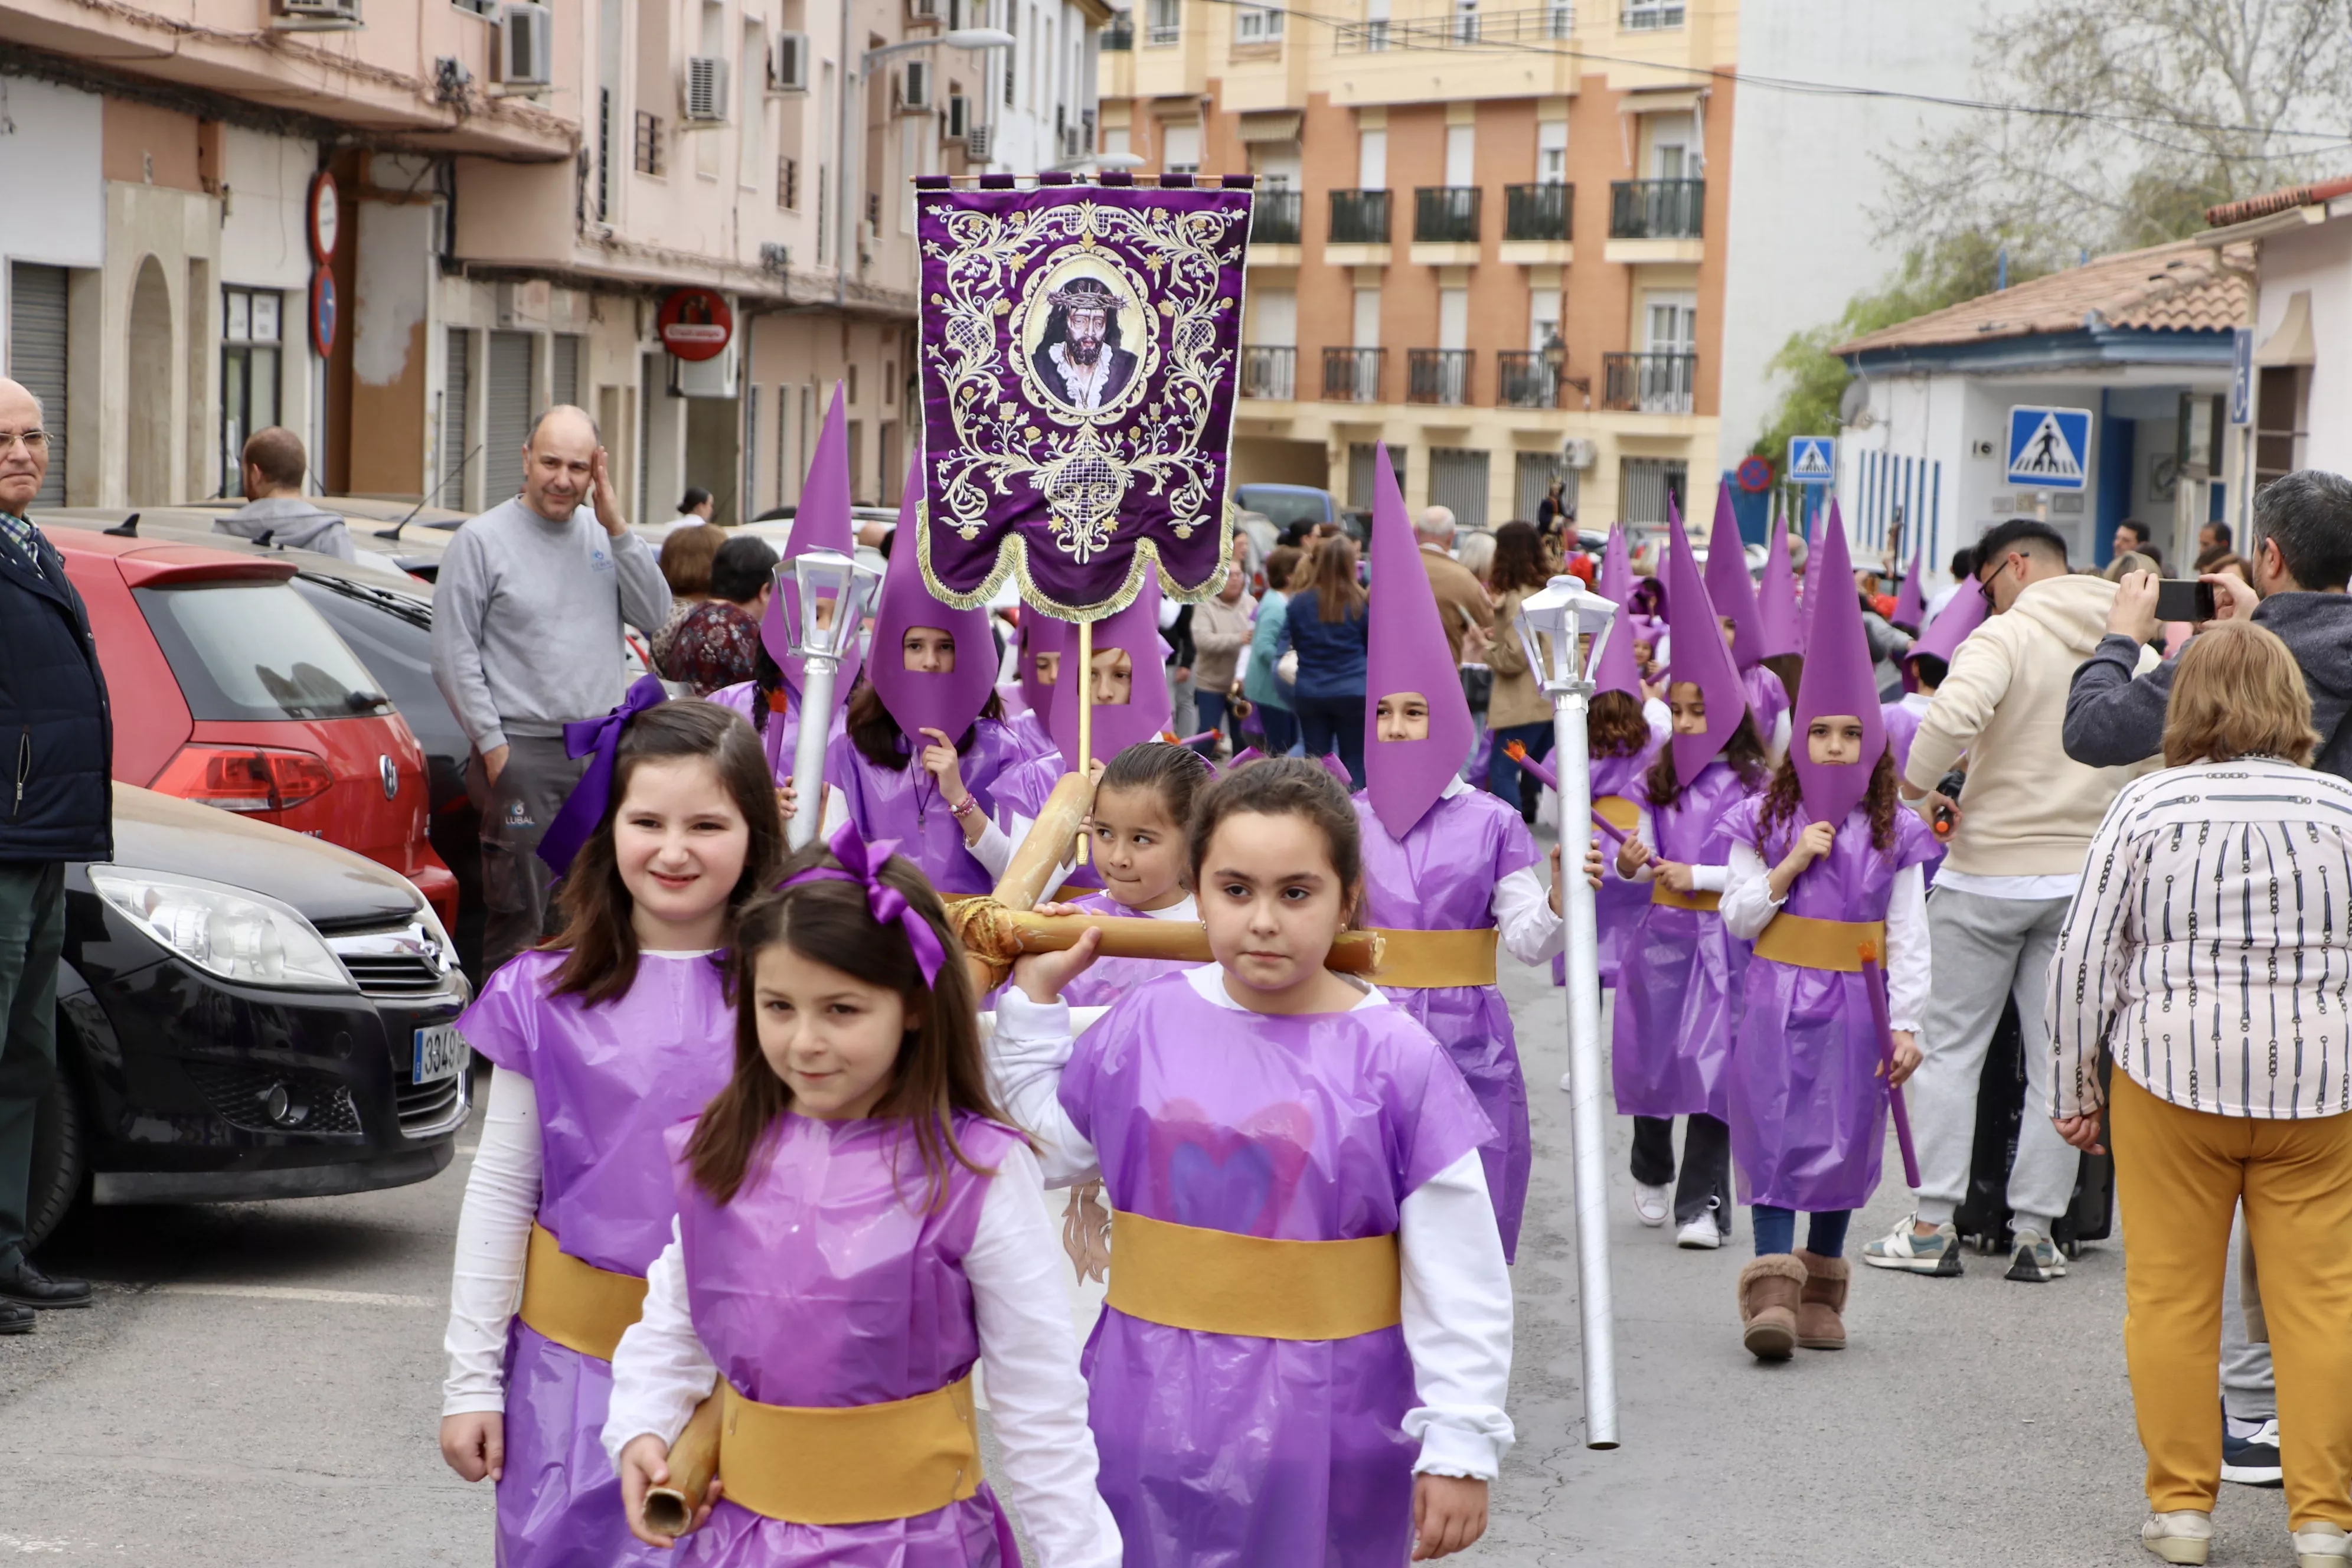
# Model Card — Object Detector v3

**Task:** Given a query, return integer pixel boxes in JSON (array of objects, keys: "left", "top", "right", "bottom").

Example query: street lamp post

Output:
[
  {"left": 780, "top": 548, "right": 883, "bottom": 848},
  {"left": 1513, "top": 572, "right": 1623, "bottom": 1451}
]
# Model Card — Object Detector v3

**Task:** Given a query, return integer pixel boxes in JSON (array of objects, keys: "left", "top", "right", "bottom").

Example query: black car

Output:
[{"left": 23, "top": 784, "right": 473, "bottom": 1252}]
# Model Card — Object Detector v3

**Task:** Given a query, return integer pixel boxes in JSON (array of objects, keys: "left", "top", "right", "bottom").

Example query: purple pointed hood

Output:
[
  {"left": 1362, "top": 443, "right": 1478, "bottom": 834},
  {"left": 1893, "top": 551, "right": 1925, "bottom": 631},
  {"left": 1593, "top": 524, "right": 1642, "bottom": 700},
  {"left": 1664, "top": 501, "right": 1747, "bottom": 782},
  {"left": 867, "top": 466, "right": 997, "bottom": 744},
  {"left": 1703, "top": 488, "right": 1765, "bottom": 669},
  {"left": 1756, "top": 511, "right": 1801, "bottom": 658},
  {"left": 1909, "top": 577, "right": 1987, "bottom": 667},
  {"left": 759, "top": 384, "right": 863, "bottom": 705},
  {"left": 1017, "top": 610, "right": 1070, "bottom": 718},
  {"left": 1789, "top": 509, "right": 1887, "bottom": 828},
  {"left": 1048, "top": 577, "right": 1172, "bottom": 770}
]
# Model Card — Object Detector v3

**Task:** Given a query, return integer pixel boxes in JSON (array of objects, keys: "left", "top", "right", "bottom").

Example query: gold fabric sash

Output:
[
  {"left": 1105, "top": 1210, "right": 1402, "bottom": 1341},
  {"left": 1649, "top": 884, "right": 1721, "bottom": 912},
  {"left": 517, "top": 1222, "right": 648, "bottom": 1363},
  {"left": 1593, "top": 795, "right": 1641, "bottom": 834},
  {"left": 1753, "top": 914, "right": 1887, "bottom": 974},
  {"left": 1364, "top": 927, "right": 1499, "bottom": 988},
  {"left": 716, "top": 1374, "right": 982, "bottom": 1526}
]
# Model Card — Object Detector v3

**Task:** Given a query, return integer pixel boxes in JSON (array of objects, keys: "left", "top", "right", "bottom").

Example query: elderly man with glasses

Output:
[
  {"left": 1860, "top": 518, "right": 2159, "bottom": 1286},
  {"left": 0, "top": 378, "right": 107, "bottom": 1331}
]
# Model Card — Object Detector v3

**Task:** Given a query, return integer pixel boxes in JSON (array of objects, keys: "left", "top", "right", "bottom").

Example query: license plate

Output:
[{"left": 412, "top": 1025, "right": 469, "bottom": 1086}]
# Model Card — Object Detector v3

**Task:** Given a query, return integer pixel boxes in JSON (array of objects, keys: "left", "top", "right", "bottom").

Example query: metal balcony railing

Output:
[
  {"left": 1322, "top": 347, "right": 1386, "bottom": 402},
  {"left": 1103, "top": 12, "right": 1133, "bottom": 47},
  {"left": 1328, "top": 188, "right": 1393, "bottom": 245},
  {"left": 1504, "top": 182, "right": 1572, "bottom": 241},
  {"left": 1335, "top": 4, "right": 1572, "bottom": 48},
  {"left": 1619, "top": 0, "right": 1681, "bottom": 28},
  {"left": 1602, "top": 351, "right": 1696, "bottom": 414},
  {"left": 1250, "top": 190, "right": 1302, "bottom": 245},
  {"left": 1498, "top": 349, "right": 1567, "bottom": 408},
  {"left": 1242, "top": 345, "right": 1297, "bottom": 400},
  {"left": 1609, "top": 178, "right": 1704, "bottom": 239},
  {"left": 1413, "top": 187, "right": 1481, "bottom": 243},
  {"left": 1407, "top": 349, "right": 1474, "bottom": 406}
]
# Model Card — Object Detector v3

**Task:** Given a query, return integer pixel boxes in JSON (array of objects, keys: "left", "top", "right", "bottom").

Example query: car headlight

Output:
[{"left": 89, "top": 867, "right": 356, "bottom": 992}]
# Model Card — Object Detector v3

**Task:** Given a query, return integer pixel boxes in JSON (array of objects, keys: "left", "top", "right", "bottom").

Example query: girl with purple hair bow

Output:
[{"left": 603, "top": 822, "right": 1121, "bottom": 1566}]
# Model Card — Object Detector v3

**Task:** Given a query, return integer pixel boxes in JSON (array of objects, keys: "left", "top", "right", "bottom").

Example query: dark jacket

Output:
[
  {"left": 2063, "top": 592, "right": 2352, "bottom": 780},
  {"left": 1283, "top": 589, "right": 1369, "bottom": 701},
  {"left": 0, "top": 521, "right": 112, "bottom": 862}
]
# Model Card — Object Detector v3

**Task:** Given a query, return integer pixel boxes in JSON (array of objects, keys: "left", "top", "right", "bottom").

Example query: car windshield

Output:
[
  {"left": 1236, "top": 488, "right": 1331, "bottom": 531},
  {"left": 136, "top": 581, "right": 394, "bottom": 722}
]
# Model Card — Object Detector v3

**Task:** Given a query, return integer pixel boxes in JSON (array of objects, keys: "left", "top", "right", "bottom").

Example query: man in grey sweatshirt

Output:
[
  {"left": 2061, "top": 466, "right": 2352, "bottom": 1488},
  {"left": 214, "top": 427, "right": 357, "bottom": 561},
  {"left": 430, "top": 404, "right": 671, "bottom": 971}
]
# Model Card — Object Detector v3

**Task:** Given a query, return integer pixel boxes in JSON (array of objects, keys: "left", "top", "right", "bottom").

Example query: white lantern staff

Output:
[
  {"left": 780, "top": 548, "right": 884, "bottom": 850},
  {"left": 1513, "top": 572, "right": 1623, "bottom": 1451}
]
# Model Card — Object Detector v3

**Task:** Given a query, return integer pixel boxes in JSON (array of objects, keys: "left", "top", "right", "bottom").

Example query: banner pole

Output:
[{"left": 1074, "top": 616, "right": 1094, "bottom": 865}]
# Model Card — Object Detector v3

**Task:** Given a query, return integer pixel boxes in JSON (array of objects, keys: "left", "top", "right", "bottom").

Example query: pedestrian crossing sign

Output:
[
  {"left": 2005, "top": 406, "right": 2092, "bottom": 491},
  {"left": 1787, "top": 436, "right": 1835, "bottom": 484}
]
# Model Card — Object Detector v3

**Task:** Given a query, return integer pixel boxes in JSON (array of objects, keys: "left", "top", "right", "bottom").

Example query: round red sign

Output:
[
  {"left": 657, "top": 288, "right": 733, "bottom": 362},
  {"left": 1735, "top": 454, "right": 1773, "bottom": 493}
]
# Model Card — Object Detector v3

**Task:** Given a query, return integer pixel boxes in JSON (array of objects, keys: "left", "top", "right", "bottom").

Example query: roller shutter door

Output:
[
  {"left": 1429, "top": 447, "right": 1489, "bottom": 530},
  {"left": 440, "top": 327, "right": 470, "bottom": 509},
  {"left": 9, "top": 263, "right": 68, "bottom": 509},
  {"left": 481, "top": 329, "right": 533, "bottom": 507}
]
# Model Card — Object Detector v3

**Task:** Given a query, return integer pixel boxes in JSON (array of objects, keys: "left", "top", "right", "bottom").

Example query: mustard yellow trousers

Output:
[{"left": 2111, "top": 1071, "right": 2352, "bottom": 1528}]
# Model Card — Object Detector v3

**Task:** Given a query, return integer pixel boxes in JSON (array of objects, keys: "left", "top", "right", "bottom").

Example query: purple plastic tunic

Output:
[
  {"left": 1061, "top": 974, "right": 1493, "bottom": 1568},
  {"left": 827, "top": 718, "right": 1026, "bottom": 896},
  {"left": 1353, "top": 788, "right": 1538, "bottom": 1262},
  {"left": 1590, "top": 739, "right": 1664, "bottom": 988},
  {"left": 1743, "top": 664, "right": 1789, "bottom": 746},
  {"left": 707, "top": 681, "right": 847, "bottom": 789},
  {"left": 664, "top": 1112, "right": 1026, "bottom": 1567},
  {"left": 458, "top": 951, "right": 737, "bottom": 1568},
  {"left": 1720, "top": 799, "right": 1937, "bottom": 1212},
  {"left": 1006, "top": 708, "right": 1056, "bottom": 760},
  {"left": 1878, "top": 699, "right": 1945, "bottom": 885},
  {"left": 1609, "top": 760, "right": 1759, "bottom": 1119},
  {"left": 981, "top": 749, "right": 1102, "bottom": 895},
  {"left": 1056, "top": 890, "right": 1200, "bottom": 1009}
]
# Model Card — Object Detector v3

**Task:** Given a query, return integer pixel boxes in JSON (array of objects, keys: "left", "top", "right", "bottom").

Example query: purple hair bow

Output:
[
  {"left": 537, "top": 674, "right": 670, "bottom": 876},
  {"left": 782, "top": 820, "right": 948, "bottom": 985}
]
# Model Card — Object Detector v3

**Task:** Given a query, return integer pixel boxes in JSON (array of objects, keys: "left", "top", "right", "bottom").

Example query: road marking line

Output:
[{"left": 154, "top": 1283, "right": 434, "bottom": 1308}]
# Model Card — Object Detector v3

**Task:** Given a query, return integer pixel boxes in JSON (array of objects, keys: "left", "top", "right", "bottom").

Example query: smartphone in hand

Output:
[{"left": 2153, "top": 579, "right": 2217, "bottom": 623}]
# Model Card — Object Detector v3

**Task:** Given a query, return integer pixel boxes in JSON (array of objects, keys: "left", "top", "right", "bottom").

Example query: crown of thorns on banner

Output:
[{"left": 1049, "top": 277, "right": 1123, "bottom": 311}]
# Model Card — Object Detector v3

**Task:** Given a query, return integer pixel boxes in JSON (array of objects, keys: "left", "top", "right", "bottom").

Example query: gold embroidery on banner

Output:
[{"left": 914, "top": 190, "right": 1246, "bottom": 616}]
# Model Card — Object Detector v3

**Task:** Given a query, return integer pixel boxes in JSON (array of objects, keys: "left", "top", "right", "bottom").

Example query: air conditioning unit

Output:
[
  {"left": 946, "top": 92, "right": 969, "bottom": 138},
  {"left": 901, "top": 60, "right": 935, "bottom": 112},
  {"left": 685, "top": 55, "right": 731, "bottom": 122},
  {"left": 495, "top": 1, "right": 552, "bottom": 88},
  {"left": 669, "top": 343, "right": 740, "bottom": 400},
  {"left": 271, "top": 0, "right": 362, "bottom": 29},
  {"left": 1562, "top": 437, "right": 1598, "bottom": 470},
  {"left": 759, "top": 241, "right": 792, "bottom": 274},
  {"left": 767, "top": 31, "right": 809, "bottom": 92},
  {"left": 965, "top": 122, "right": 993, "bottom": 161}
]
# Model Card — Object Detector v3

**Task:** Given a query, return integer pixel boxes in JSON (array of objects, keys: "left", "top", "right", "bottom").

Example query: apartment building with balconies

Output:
[
  {"left": 0, "top": 0, "right": 1106, "bottom": 521},
  {"left": 1100, "top": 0, "right": 1734, "bottom": 528}
]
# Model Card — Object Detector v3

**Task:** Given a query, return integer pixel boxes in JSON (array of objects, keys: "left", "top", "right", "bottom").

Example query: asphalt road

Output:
[{"left": 0, "top": 961, "right": 2307, "bottom": 1565}]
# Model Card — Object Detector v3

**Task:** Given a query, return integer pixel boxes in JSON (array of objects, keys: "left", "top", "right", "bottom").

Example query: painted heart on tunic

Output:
[{"left": 1148, "top": 1100, "right": 1315, "bottom": 1237}]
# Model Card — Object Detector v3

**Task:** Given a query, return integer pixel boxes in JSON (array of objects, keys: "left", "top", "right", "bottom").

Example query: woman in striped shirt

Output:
[{"left": 2046, "top": 620, "right": 2352, "bottom": 1568}]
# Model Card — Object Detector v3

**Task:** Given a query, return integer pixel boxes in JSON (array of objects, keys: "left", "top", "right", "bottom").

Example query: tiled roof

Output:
[
  {"left": 2204, "top": 175, "right": 2352, "bottom": 230},
  {"left": 1832, "top": 240, "right": 2248, "bottom": 358}
]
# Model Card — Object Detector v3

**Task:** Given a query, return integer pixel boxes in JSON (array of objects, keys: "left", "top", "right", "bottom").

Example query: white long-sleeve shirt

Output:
[
  {"left": 1719, "top": 844, "right": 1930, "bottom": 1033},
  {"left": 1417, "top": 777, "right": 1566, "bottom": 968},
  {"left": 986, "top": 964, "right": 1517, "bottom": 1480},
  {"left": 442, "top": 1065, "right": 544, "bottom": 1416},
  {"left": 600, "top": 1144, "right": 1124, "bottom": 1568},
  {"left": 1626, "top": 805, "right": 1729, "bottom": 894}
]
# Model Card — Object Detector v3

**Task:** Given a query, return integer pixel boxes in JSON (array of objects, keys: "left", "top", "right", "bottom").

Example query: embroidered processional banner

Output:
[{"left": 913, "top": 174, "right": 1252, "bottom": 619}]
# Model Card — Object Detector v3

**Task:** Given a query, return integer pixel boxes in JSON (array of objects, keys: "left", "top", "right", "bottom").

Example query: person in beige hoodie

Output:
[{"left": 1861, "top": 519, "right": 2158, "bottom": 1285}]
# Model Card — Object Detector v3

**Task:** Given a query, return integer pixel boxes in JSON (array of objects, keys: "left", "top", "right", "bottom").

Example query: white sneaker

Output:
[
  {"left": 2142, "top": 1510, "right": 2213, "bottom": 1565},
  {"left": 1632, "top": 1182, "right": 1671, "bottom": 1227},
  {"left": 1675, "top": 1213, "right": 1723, "bottom": 1249},
  {"left": 2297, "top": 1521, "right": 2352, "bottom": 1567}
]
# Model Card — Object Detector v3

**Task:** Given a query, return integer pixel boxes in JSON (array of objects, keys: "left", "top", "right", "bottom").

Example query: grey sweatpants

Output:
[
  {"left": 2223, "top": 1204, "right": 2276, "bottom": 1420},
  {"left": 1905, "top": 887, "right": 2082, "bottom": 1231},
  {"left": 468, "top": 733, "right": 589, "bottom": 976}
]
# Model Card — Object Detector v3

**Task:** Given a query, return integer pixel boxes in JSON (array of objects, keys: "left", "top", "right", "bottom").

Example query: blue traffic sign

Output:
[
  {"left": 2005, "top": 406, "right": 2091, "bottom": 491},
  {"left": 1787, "top": 436, "right": 1835, "bottom": 485}
]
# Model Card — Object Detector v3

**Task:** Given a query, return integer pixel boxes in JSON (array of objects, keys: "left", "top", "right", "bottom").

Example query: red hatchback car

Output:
[{"left": 51, "top": 528, "right": 458, "bottom": 928}]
